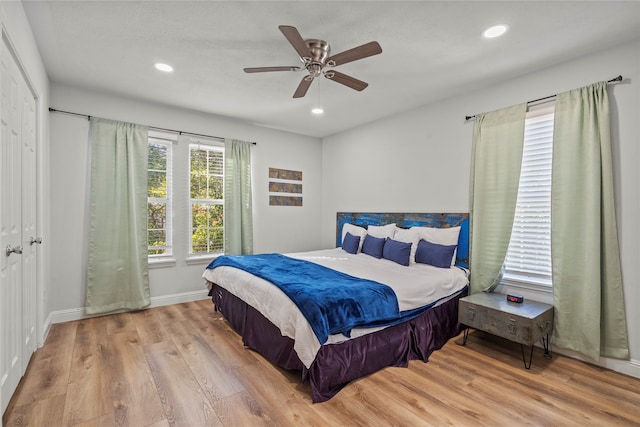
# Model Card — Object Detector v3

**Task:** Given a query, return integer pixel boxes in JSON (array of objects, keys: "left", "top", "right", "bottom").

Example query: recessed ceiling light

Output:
[
  {"left": 154, "top": 63, "right": 174, "bottom": 72},
  {"left": 483, "top": 25, "right": 508, "bottom": 39},
  {"left": 311, "top": 107, "right": 324, "bottom": 115}
]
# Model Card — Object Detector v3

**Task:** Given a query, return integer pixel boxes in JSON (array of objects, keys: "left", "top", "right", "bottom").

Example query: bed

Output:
[{"left": 203, "top": 212, "right": 470, "bottom": 402}]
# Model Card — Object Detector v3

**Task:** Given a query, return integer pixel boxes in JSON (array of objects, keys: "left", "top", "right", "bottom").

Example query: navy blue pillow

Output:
[
  {"left": 415, "top": 239, "right": 457, "bottom": 268},
  {"left": 342, "top": 232, "right": 360, "bottom": 254},
  {"left": 382, "top": 238, "right": 412, "bottom": 266},
  {"left": 361, "top": 234, "right": 386, "bottom": 259}
]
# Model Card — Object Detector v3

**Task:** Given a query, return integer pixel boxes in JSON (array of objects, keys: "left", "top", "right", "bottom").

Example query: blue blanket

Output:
[{"left": 206, "top": 254, "right": 401, "bottom": 344}]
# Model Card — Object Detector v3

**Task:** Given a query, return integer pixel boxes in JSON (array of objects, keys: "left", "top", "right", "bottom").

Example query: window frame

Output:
[
  {"left": 147, "top": 131, "right": 175, "bottom": 263},
  {"left": 501, "top": 103, "right": 555, "bottom": 297},
  {"left": 188, "top": 141, "right": 225, "bottom": 258}
]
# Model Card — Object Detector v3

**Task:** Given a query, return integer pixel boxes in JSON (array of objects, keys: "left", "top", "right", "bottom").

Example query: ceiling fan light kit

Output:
[{"left": 244, "top": 25, "right": 382, "bottom": 99}]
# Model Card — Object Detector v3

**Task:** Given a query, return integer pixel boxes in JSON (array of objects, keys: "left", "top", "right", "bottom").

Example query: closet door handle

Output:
[
  {"left": 6, "top": 245, "right": 23, "bottom": 256},
  {"left": 29, "top": 237, "right": 42, "bottom": 245}
]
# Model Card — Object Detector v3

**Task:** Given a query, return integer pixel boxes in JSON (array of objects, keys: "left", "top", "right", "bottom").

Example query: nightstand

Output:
[{"left": 458, "top": 292, "right": 553, "bottom": 369}]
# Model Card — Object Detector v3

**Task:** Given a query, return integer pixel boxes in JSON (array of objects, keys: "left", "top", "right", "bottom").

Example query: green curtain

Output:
[
  {"left": 86, "top": 118, "right": 150, "bottom": 314},
  {"left": 469, "top": 104, "right": 526, "bottom": 293},
  {"left": 224, "top": 139, "right": 253, "bottom": 255},
  {"left": 551, "top": 81, "right": 629, "bottom": 360}
]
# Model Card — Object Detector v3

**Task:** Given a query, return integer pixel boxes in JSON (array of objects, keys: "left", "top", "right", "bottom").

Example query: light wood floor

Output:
[{"left": 3, "top": 299, "right": 639, "bottom": 427}]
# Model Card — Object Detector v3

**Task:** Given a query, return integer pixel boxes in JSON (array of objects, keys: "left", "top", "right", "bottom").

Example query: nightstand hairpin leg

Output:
[
  {"left": 520, "top": 334, "right": 551, "bottom": 369},
  {"left": 462, "top": 327, "right": 469, "bottom": 345},
  {"left": 541, "top": 334, "right": 552, "bottom": 359},
  {"left": 520, "top": 344, "right": 535, "bottom": 369}
]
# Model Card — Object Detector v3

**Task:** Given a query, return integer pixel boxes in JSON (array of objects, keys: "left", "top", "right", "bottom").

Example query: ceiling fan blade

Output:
[
  {"left": 324, "top": 71, "right": 368, "bottom": 91},
  {"left": 293, "top": 76, "right": 313, "bottom": 98},
  {"left": 279, "top": 25, "right": 312, "bottom": 60},
  {"left": 244, "top": 66, "right": 301, "bottom": 73},
  {"left": 326, "top": 41, "right": 382, "bottom": 66}
]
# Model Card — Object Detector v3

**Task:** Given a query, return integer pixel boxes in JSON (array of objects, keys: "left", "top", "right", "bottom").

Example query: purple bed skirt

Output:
[{"left": 210, "top": 283, "right": 467, "bottom": 403}]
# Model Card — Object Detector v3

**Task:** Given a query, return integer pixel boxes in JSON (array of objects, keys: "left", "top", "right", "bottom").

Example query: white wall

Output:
[
  {"left": 49, "top": 84, "right": 322, "bottom": 314},
  {"left": 322, "top": 39, "right": 640, "bottom": 377}
]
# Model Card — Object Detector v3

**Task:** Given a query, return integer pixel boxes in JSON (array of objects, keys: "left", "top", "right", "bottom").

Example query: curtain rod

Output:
[
  {"left": 464, "top": 75, "right": 623, "bottom": 122},
  {"left": 48, "top": 107, "right": 257, "bottom": 145}
]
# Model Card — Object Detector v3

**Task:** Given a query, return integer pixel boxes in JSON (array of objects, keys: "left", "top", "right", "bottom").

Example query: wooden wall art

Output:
[{"left": 268, "top": 167, "right": 303, "bottom": 206}]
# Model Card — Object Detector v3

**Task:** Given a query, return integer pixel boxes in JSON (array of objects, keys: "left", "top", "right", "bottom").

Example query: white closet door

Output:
[
  {"left": 21, "top": 68, "right": 37, "bottom": 373},
  {"left": 1, "top": 35, "right": 38, "bottom": 415}
]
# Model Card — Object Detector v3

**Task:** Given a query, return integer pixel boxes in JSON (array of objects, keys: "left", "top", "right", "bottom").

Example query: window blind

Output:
[{"left": 504, "top": 108, "right": 554, "bottom": 286}]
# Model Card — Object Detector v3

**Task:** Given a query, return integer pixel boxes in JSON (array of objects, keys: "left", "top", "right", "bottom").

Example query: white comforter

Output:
[{"left": 202, "top": 248, "right": 469, "bottom": 368}]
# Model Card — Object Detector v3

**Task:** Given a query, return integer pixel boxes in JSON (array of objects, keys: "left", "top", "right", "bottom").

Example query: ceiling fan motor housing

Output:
[
  {"left": 304, "top": 39, "right": 331, "bottom": 64},
  {"left": 302, "top": 39, "right": 331, "bottom": 77}
]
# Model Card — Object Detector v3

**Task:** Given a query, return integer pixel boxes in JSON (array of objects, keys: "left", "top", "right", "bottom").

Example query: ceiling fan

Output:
[{"left": 244, "top": 25, "right": 382, "bottom": 98}]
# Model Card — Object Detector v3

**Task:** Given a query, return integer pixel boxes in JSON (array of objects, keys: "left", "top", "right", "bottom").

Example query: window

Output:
[
  {"left": 189, "top": 144, "right": 224, "bottom": 255},
  {"left": 503, "top": 105, "right": 555, "bottom": 289},
  {"left": 147, "top": 135, "right": 173, "bottom": 256},
  {"left": 147, "top": 133, "right": 225, "bottom": 263}
]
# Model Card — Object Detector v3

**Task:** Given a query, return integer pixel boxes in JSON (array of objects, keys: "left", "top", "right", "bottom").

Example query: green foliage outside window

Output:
[
  {"left": 148, "top": 143, "right": 167, "bottom": 197},
  {"left": 191, "top": 204, "right": 223, "bottom": 253}
]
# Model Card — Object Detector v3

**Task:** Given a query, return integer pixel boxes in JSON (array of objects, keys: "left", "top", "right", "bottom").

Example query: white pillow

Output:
[
  {"left": 410, "top": 226, "right": 461, "bottom": 265},
  {"left": 342, "top": 223, "right": 367, "bottom": 252},
  {"left": 393, "top": 227, "right": 421, "bottom": 264},
  {"left": 367, "top": 223, "right": 397, "bottom": 239}
]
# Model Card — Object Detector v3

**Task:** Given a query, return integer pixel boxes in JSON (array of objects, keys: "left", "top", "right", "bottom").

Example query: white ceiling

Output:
[{"left": 22, "top": 1, "right": 640, "bottom": 138}]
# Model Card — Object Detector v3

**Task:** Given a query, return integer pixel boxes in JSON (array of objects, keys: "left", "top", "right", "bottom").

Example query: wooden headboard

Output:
[{"left": 336, "top": 212, "right": 470, "bottom": 269}]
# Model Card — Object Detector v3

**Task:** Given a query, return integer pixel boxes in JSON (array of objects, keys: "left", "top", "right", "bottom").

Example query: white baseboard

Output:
[
  {"left": 552, "top": 347, "right": 640, "bottom": 380},
  {"left": 48, "top": 289, "right": 210, "bottom": 324},
  {"left": 148, "top": 289, "right": 210, "bottom": 309},
  {"left": 40, "top": 311, "right": 53, "bottom": 347}
]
